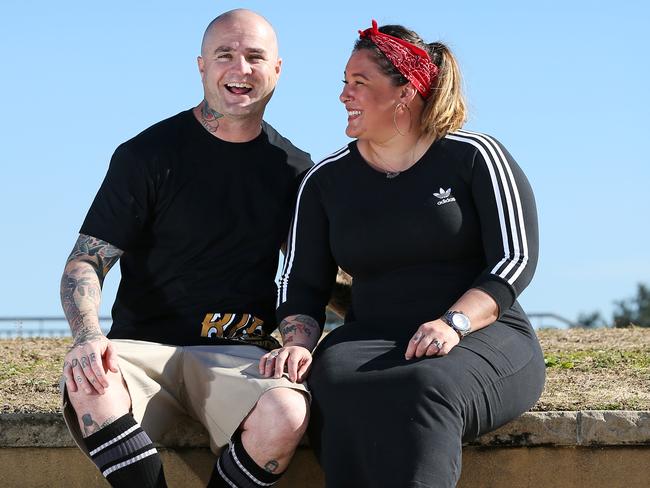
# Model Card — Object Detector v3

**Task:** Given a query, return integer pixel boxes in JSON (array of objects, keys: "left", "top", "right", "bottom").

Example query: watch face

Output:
[{"left": 451, "top": 313, "right": 471, "bottom": 332}]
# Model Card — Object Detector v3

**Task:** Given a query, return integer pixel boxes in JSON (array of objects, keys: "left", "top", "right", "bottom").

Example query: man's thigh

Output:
[
  {"left": 64, "top": 341, "right": 311, "bottom": 456},
  {"left": 182, "top": 345, "right": 310, "bottom": 452}
]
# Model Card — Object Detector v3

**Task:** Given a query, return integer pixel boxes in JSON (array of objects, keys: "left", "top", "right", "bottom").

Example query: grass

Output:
[{"left": 1, "top": 328, "right": 649, "bottom": 413}]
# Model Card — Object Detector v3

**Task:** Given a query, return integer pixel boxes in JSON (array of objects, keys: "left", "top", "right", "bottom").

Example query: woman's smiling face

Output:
[{"left": 339, "top": 49, "right": 403, "bottom": 142}]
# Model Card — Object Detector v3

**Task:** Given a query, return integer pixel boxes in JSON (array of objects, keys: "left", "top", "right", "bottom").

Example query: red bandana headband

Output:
[{"left": 359, "top": 19, "right": 438, "bottom": 99}]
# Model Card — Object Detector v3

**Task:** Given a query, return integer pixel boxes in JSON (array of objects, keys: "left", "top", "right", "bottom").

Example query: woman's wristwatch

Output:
[{"left": 442, "top": 311, "right": 471, "bottom": 338}]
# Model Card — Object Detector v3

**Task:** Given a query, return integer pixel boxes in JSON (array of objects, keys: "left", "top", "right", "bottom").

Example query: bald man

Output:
[{"left": 60, "top": 10, "right": 313, "bottom": 488}]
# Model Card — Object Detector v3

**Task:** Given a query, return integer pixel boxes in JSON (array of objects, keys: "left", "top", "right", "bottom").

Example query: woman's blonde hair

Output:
[{"left": 354, "top": 25, "right": 466, "bottom": 140}]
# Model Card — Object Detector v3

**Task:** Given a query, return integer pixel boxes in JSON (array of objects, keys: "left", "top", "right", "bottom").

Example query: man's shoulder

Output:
[
  {"left": 261, "top": 120, "right": 313, "bottom": 173},
  {"left": 119, "top": 109, "right": 193, "bottom": 154}
]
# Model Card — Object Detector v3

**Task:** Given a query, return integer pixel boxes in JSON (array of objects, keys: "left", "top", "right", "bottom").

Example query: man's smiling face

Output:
[{"left": 198, "top": 11, "right": 282, "bottom": 119}]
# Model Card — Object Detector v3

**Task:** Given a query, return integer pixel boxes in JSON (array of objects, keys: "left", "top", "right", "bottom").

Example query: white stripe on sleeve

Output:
[
  {"left": 446, "top": 132, "right": 528, "bottom": 285},
  {"left": 277, "top": 146, "right": 350, "bottom": 306}
]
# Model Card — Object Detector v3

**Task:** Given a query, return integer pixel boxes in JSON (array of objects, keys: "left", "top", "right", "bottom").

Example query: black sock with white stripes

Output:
[
  {"left": 83, "top": 413, "right": 166, "bottom": 488},
  {"left": 208, "top": 430, "right": 283, "bottom": 487}
]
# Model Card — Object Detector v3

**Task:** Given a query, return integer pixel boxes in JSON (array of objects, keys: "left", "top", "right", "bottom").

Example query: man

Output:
[{"left": 60, "top": 9, "right": 313, "bottom": 488}]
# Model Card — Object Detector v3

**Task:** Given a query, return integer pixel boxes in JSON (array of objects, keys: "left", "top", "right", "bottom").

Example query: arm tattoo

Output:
[
  {"left": 278, "top": 314, "right": 320, "bottom": 350},
  {"left": 61, "top": 234, "right": 123, "bottom": 343},
  {"left": 199, "top": 99, "right": 223, "bottom": 133},
  {"left": 65, "top": 234, "right": 123, "bottom": 282}
]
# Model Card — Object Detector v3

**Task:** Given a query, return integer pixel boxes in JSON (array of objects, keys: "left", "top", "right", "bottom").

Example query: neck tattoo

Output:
[{"left": 200, "top": 101, "right": 223, "bottom": 133}]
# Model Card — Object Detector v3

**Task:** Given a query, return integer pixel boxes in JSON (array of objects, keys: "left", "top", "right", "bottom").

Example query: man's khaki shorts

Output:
[{"left": 62, "top": 339, "right": 309, "bottom": 455}]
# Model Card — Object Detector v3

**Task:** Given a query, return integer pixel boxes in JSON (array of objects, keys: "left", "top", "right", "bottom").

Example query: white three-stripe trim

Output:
[
  {"left": 89, "top": 425, "right": 140, "bottom": 456},
  {"left": 278, "top": 146, "right": 350, "bottom": 306},
  {"left": 102, "top": 448, "right": 158, "bottom": 477},
  {"left": 216, "top": 457, "right": 239, "bottom": 488},
  {"left": 446, "top": 131, "right": 528, "bottom": 285}
]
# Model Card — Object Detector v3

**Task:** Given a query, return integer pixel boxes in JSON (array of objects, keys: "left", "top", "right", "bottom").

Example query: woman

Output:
[{"left": 260, "top": 20, "right": 545, "bottom": 487}]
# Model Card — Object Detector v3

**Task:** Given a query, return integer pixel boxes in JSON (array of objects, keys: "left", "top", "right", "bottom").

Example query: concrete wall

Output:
[
  {"left": 2, "top": 411, "right": 649, "bottom": 487},
  {"left": 2, "top": 446, "right": 650, "bottom": 487}
]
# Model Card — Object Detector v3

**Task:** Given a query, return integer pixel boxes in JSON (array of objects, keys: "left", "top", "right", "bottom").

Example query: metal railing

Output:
[
  {"left": 0, "top": 312, "right": 583, "bottom": 339},
  {"left": 0, "top": 317, "right": 111, "bottom": 338}
]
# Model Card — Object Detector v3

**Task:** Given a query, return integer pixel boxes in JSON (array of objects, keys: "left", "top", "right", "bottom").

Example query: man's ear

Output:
[{"left": 197, "top": 56, "right": 206, "bottom": 81}]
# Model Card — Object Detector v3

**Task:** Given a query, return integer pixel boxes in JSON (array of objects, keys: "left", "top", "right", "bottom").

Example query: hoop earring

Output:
[{"left": 393, "top": 102, "right": 412, "bottom": 137}]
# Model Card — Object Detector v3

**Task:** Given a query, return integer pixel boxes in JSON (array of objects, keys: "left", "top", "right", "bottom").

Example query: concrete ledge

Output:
[
  {"left": 3, "top": 411, "right": 649, "bottom": 448},
  {"left": 472, "top": 410, "right": 650, "bottom": 447},
  {"left": 2, "top": 412, "right": 650, "bottom": 487}
]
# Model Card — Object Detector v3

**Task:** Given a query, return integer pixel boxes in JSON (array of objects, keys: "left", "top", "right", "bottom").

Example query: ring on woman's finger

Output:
[
  {"left": 269, "top": 351, "right": 279, "bottom": 359},
  {"left": 432, "top": 339, "right": 443, "bottom": 350}
]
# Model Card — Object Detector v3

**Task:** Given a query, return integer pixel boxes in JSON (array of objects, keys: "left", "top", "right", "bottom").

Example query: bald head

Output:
[{"left": 201, "top": 9, "right": 278, "bottom": 59}]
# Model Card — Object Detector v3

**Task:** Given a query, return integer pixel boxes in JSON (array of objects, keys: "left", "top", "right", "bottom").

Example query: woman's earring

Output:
[{"left": 393, "top": 102, "right": 412, "bottom": 136}]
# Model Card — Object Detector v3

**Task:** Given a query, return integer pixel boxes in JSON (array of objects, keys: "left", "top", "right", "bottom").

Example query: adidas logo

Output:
[
  {"left": 433, "top": 188, "right": 451, "bottom": 199},
  {"left": 433, "top": 187, "right": 456, "bottom": 206}
]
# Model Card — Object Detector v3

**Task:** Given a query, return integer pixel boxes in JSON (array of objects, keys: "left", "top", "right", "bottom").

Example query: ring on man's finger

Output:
[
  {"left": 432, "top": 339, "right": 443, "bottom": 350},
  {"left": 269, "top": 351, "right": 279, "bottom": 359}
]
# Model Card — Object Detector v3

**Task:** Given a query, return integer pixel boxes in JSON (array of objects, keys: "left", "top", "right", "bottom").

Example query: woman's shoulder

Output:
[
  {"left": 302, "top": 143, "right": 356, "bottom": 180},
  {"left": 441, "top": 129, "right": 509, "bottom": 154}
]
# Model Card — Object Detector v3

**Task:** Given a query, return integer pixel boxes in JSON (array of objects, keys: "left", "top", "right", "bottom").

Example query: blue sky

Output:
[{"left": 1, "top": 0, "right": 648, "bottom": 326}]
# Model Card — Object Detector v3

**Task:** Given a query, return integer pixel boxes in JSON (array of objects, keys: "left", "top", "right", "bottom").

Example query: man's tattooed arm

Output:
[
  {"left": 278, "top": 314, "right": 320, "bottom": 352},
  {"left": 60, "top": 234, "right": 123, "bottom": 344}
]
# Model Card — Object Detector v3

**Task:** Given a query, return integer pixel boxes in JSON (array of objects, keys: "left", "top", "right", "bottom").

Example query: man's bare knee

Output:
[
  {"left": 244, "top": 388, "right": 309, "bottom": 441},
  {"left": 68, "top": 369, "right": 131, "bottom": 437}
]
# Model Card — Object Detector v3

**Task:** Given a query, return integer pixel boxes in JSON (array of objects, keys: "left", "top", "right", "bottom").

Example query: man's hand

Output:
[
  {"left": 259, "top": 345, "right": 313, "bottom": 383},
  {"left": 63, "top": 334, "right": 119, "bottom": 395}
]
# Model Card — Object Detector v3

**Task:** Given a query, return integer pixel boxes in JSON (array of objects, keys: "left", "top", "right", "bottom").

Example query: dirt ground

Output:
[{"left": 1, "top": 328, "right": 649, "bottom": 413}]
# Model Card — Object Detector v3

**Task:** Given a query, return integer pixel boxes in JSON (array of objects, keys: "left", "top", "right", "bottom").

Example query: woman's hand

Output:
[
  {"left": 404, "top": 319, "right": 460, "bottom": 360},
  {"left": 259, "top": 345, "right": 313, "bottom": 383}
]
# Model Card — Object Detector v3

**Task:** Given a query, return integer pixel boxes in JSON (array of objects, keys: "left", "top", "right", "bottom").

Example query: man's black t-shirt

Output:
[{"left": 81, "top": 109, "right": 313, "bottom": 346}]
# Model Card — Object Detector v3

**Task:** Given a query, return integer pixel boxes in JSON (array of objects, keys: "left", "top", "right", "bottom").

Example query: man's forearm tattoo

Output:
[
  {"left": 264, "top": 460, "right": 279, "bottom": 473},
  {"left": 199, "top": 100, "right": 223, "bottom": 133},
  {"left": 61, "top": 268, "right": 102, "bottom": 344},
  {"left": 279, "top": 314, "right": 320, "bottom": 349},
  {"left": 61, "top": 235, "right": 122, "bottom": 343}
]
